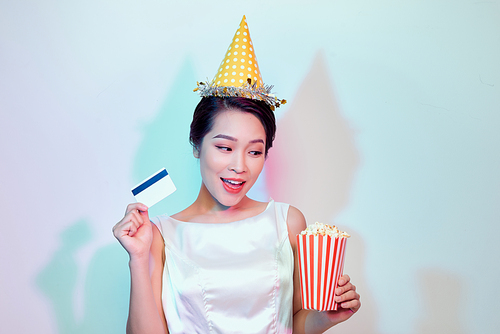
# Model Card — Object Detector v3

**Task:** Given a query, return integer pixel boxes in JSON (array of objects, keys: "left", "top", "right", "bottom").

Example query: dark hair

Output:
[{"left": 190, "top": 96, "right": 276, "bottom": 156}]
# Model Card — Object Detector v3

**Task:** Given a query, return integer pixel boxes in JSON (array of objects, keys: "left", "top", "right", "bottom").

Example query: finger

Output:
[
  {"left": 127, "top": 222, "right": 138, "bottom": 237},
  {"left": 340, "top": 298, "right": 361, "bottom": 312},
  {"left": 138, "top": 207, "right": 151, "bottom": 223},
  {"left": 127, "top": 210, "right": 147, "bottom": 236},
  {"left": 335, "top": 289, "right": 359, "bottom": 303},
  {"left": 337, "top": 274, "right": 351, "bottom": 286},
  {"left": 335, "top": 282, "right": 356, "bottom": 296},
  {"left": 113, "top": 219, "right": 138, "bottom": 238},
  {"left": 124, "top": 202, "right": 149, "bottom": 215},
  {"left": 114, "top": 210, "right": 143, "bottom": 237},
  {"left": 124, "top": 205, "right": 149, "bottom": 230}
]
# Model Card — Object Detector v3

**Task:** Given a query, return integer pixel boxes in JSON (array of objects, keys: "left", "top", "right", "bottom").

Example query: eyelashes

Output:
[
  {"left": 215, "top": 145, "right": 232, "bottom": 152},
  {"left": 215, "top": 145, "right": 263, "bottom": 156}
]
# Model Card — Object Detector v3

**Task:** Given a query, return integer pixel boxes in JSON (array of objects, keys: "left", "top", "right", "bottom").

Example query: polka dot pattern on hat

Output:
[
  {"left": 214, "top": 16, "right": 263, "bottom": 87},
  {"left": 194, "top": 15, "right": 286, "bottom": 109}
]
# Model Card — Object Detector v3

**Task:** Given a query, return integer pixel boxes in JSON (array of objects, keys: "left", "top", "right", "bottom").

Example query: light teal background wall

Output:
[{"left": 1, "top": 1, "right": 499, "bottom": 333}]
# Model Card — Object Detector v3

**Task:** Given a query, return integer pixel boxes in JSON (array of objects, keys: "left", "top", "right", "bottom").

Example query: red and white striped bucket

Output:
[{"left": 296, "top": 234, "right": 347, "bottom": 311}]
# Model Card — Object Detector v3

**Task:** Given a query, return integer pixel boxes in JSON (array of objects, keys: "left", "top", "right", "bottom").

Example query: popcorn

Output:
[{"left": 300, "top": 222, "right": 351, "bottom": 238}]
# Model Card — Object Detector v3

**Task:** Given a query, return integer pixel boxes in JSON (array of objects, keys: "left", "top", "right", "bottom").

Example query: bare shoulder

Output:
[
  {"left": 286, "top": 206, "right": 307, "bottom": 249},
  {"left": 287, "top": 205, "right": 307, "bottom": 234}
]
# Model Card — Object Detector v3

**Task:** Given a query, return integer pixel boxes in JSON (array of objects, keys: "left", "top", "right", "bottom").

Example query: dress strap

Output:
[{"left": 273, "top": 201, "right": 290, "bottom": 245}]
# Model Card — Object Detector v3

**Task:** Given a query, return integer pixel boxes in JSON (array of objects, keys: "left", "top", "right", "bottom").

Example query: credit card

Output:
[{"left": 131, "top": 168, "right": 176, "bottom": 208}]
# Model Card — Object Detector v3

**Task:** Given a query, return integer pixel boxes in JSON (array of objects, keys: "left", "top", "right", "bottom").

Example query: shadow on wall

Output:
[
  {"left": 415, "top": 269, "right": 468, "bottom": 334},
  {"left": 36, "top": 220, "right": 130, "bottom": 334},
  {"left": 133, "top": 57, "right": 201, "bottom": 218},
  {"left": 36, "top": 57, "right": 202, "bottom": 334},
  {"left": 266, "top": 51, "right": 380, "bottom": 333},
  {"left": 265, "top": 51, "right": 358, "bottom": 223}
]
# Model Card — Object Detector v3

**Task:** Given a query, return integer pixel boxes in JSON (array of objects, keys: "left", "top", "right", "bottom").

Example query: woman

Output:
[{"left": 113, "top": 96, "right": 360, "bottom": 333}]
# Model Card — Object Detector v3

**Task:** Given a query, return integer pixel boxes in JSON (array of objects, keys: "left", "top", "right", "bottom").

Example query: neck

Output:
[
  {"left": 172, "top": 183, "right": 266, "bottom": 224},
  {"left": 194, "top": 183, "right": 251, "bottom": 215}
]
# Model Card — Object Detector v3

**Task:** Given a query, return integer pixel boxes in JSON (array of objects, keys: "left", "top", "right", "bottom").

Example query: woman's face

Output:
[{"left": 198, "top": 109, "right": 266, "bottom": 207}]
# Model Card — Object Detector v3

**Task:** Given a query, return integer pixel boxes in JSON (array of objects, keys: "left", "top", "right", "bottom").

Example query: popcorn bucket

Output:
[{"left": 296, "top": 234, "right": 347, "bottom": 311}]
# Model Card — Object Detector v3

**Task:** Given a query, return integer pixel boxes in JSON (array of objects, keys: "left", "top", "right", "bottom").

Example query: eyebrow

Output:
[{"left": 212, "top": 134, "right": 264, "bottom": 144}]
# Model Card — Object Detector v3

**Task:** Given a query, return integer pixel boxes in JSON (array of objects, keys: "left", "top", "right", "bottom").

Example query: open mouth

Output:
[{"left": 221, "top": 178, "right": 246, "bottom": 191}]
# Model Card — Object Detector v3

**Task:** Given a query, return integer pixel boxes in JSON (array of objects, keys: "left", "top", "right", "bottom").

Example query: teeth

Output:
[{"left": 223, "top": 178, "right": 243, "bottom": 185}]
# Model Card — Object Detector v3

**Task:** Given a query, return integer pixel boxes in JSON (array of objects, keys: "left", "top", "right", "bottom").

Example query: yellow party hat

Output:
[{"left": 195, "top": 16, "right": 285, "bottom": 109}]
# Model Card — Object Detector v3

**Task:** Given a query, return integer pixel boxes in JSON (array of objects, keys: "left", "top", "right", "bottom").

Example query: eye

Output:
[
  {"left": 215, "top": 145, "right": 232, "bottom": 152},
  {"left": 249, "top": 150, "right": 263, "bottom": 156}
]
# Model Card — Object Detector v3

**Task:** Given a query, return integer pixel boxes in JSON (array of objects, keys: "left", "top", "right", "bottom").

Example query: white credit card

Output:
[{"left": 131, "top": 168, "right": 176, "bottom": 208}]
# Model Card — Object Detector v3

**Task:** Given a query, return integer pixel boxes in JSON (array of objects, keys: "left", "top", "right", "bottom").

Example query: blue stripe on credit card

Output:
[{"left": 131, "top": 169, "right": 169, "bottom": 196}]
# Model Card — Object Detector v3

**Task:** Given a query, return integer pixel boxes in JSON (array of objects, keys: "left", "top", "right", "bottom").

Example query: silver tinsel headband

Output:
[{"left": 194, "top": 78, "right": 286, "bottom": 110}]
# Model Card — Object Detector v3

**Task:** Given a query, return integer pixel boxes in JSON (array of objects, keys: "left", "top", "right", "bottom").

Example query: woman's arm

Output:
[
  {"left": 287, "top": 206, "right": 361, "bottom": 334},
  {"left": 113, "top": 203, "right": 168, "bottom": 334}
]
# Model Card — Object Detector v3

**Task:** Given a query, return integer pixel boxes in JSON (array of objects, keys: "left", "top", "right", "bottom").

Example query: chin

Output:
[
  {"left": 216, "top": 193, "right": 246, "bottom": 207},
  {"left": 209, "top": 179, "right": 254, "bottom": 207}
]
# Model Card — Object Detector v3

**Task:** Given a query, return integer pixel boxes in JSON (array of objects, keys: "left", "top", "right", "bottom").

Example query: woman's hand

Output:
[
  {"left": 292, "top": 273, "right": 361, "bottom": 333},
  {"left": 324, "top": 274, "right": 361, "bottom": 324},
  {"left": 113, "top": 203, "right": 152, "bottom": 261}
]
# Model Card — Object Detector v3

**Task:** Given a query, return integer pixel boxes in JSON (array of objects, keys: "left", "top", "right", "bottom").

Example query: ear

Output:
[{"left": 193, "top": 147, "right": 200, "bottom": 159}]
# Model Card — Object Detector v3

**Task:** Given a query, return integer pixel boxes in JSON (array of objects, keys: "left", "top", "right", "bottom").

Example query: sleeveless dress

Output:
[{"left": 151, "top": 200, "right": 294, "bottom": 334}]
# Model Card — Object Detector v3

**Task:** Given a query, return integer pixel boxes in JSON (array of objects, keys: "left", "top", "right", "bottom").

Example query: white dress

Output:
[{"left": 152, "top": 200, "right": 294, "bottom": 334}]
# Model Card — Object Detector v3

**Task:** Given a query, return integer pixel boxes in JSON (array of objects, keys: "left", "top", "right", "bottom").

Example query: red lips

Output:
[{"left": 221, "top": 178, "right": 246, "bottom": 194}]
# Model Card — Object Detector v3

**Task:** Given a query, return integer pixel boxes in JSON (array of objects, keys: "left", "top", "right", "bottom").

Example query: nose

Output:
[{"left": 228, "top": 151, "right": 247, "bottom": 174}]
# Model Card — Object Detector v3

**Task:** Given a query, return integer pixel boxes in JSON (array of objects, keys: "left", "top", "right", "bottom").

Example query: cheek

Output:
[
  {"left": 200, "top": 151, "right": 226, "bottom": 174},
  {"left": 250, "top": 158, "right": 265, "bottom": 175},
  {"left": 208, "top": 153, "right": 227, "bottom": 170}
]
